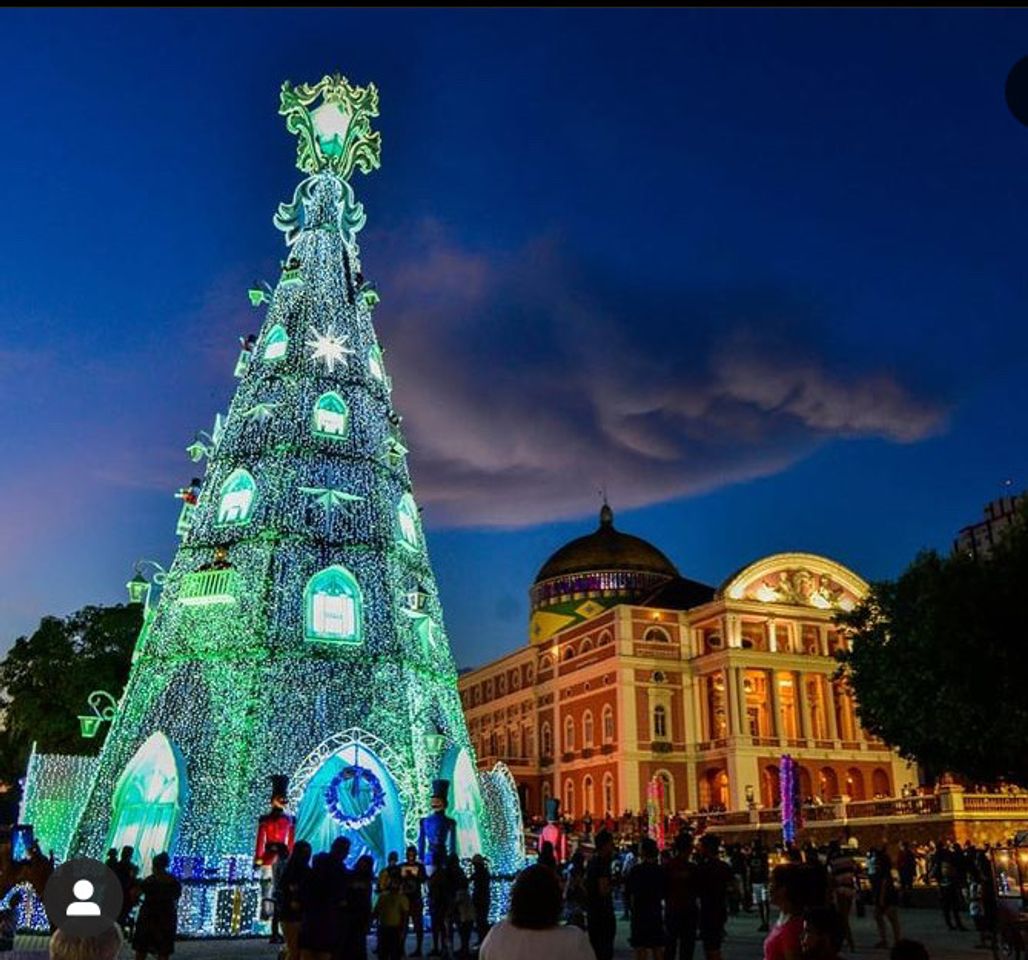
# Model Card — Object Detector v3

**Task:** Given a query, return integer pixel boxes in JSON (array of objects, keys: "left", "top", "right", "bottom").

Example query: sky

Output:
[{"left": 2, "top": 9, "right": 1027, "bottom": 670}]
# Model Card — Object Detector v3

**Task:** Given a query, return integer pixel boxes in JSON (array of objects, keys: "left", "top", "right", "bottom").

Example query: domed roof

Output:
[{"left": 534, "top": 504, "right": 679, "bottom": 584}]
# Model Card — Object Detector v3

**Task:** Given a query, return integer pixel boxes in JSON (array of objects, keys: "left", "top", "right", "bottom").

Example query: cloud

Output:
[{"left": 366, "top": 223, "right": 947, "bottom": 528}]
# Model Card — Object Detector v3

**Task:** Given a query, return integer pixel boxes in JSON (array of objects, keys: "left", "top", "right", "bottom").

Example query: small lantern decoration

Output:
[
  {"left": 126, "top": 572, "right": 150, "bottom": 607},
  {"left": 423, "top": 723, "right": 446, "bottom": 754},
  {"left": 78, "top": 690, "right": 118, "bottom": 739}
]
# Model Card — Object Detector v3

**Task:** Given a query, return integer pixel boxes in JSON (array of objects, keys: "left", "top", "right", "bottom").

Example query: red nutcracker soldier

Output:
[
  {"left": 254, "top": 774, "right": 295, "bottom": 926},
  {"left": 539, "top": 796, "right": 568, "bottom": 865}
]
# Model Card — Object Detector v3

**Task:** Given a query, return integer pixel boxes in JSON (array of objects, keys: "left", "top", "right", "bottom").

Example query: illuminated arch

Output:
[
  {"left": 216, "top": 468, "right": 257, "bottom": 525},
  {"left": 396, "top": 493, "right": 422, "bottom": 552},
  {"left": 312, "top": 391, "right": 350, "bottom": 439},
  {"left": 263, "top": 323, "right": 289, "bottom": 361},
  {"left": 304, "top": 565, "right": 363, "bottom": 645},
  {"left": 106, "top": 732, "right": 186, "bottom": 876}
]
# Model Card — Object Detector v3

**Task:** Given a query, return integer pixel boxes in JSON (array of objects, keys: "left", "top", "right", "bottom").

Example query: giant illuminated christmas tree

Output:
[{"left": 20, "top": 74, "right": 523, "bottom": 935}]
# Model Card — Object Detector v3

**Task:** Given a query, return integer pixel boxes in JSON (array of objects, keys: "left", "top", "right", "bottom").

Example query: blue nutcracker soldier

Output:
[{"left": 418, "top": 779, "right": 457, "bottom": 874}]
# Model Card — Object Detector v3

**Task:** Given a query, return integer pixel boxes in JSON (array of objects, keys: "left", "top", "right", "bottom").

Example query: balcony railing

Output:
[
  {"left": 963, "top": 794, "right": 1028, "bottom": 813},
  {"left": 845, "top": 797, "right": 940, "bottom": 819},
  {"left": 178, "top": 569, "right": 240, "bottom": 606}
]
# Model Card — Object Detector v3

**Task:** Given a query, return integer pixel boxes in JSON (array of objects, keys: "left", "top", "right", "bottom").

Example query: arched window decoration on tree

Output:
[
  {"left": 216, "top": 468, "right": 257, "bottom": 525},
  {"left": 396, "top": 493, "right": 422, "bottom": 552},
  {"left": 312, "top": 391, "right": 350, "bottom": 438},
  {"left": 368, "top": 344, "right": 386, "bottom": 383},
  {"left": 263, "top": 323, "right": 289, "bottom": 361},
  {"left": 304, "top": 565, "right": 363, "bottom": 645}
]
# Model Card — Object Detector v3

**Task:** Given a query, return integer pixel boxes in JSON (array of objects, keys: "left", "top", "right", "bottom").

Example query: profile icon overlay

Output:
[{"left": 43, "top": 858, "right": 123, "bottom": 937}]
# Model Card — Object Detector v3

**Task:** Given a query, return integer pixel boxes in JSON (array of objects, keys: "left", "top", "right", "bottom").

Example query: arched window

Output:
[
  {"left": 312, "top": 391, "right": 349, "bottom": 438},
  {"left": 539, "top": 655, "right": 553, "bottom": 671},
  {"left": 216, "top": 468, "right": 257, "bottom": 525},
  {"left": 397, "top": 493, "right": 422, "bottom": 551},
  {"left": 511, "top": 669, "right": 521, "bottom": 690},
  {"left": 583, "top": 710, "right": 594, "bottom": 748},
  {"left": 603, "top": 773, "right": 615, "bottom": 816},
  {"left": 510, "top": 727, "right": 521, "bottom": 758},
  {"left": 562, "top": 645, "right": 575, "bottom": 662},
  {"left": 602, "top": 705, "right": 615, "bottom": 743},
  {"left": 655, "top": 770, "right": 674, "bottom": 812},
  {"left": 541, "top": 722, "right": 552, "bottom": 757},
  {"left": 368, "top": 344, "right": 386, "bottom": 383},
  {"left": 580, "top": 638, "right": 594, "bottom": 654},
  {"left": 653, "top": 704, "right": 668, "bottom": 740},
  {"left": 564, "top": 716, "right": 575, "bottom": 752},
  {"left": 263, "top": 323, "right": 288, "bottom": 361},
  {"left": 583, "top": 776, "right": 595, "bottom": 816},
  {"left": 498, "top": 674, "right": 507, "bottom": 695},
  {"left": 598, "top": 630, "right": 613, "bottom": 646},
  {"left": 644, "top": 626, "right": 670, "bottom": 643},
  {"left": 541, "top": 780, "right": 551, "bottom": 815},
  {"left": 563, "top": 777, "right": 575, "bottom": 819},
  {"left": 304, "top": 565, "right": 363, "bottom": 645}
]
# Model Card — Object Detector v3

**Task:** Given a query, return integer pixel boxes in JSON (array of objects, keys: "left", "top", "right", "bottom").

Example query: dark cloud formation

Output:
[{"left": 367, "top": 224, "right": 945, "bottom": 528}]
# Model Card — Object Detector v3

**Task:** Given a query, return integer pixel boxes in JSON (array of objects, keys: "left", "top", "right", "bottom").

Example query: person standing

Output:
[
  {"left": 343, "top": 855, "right": 374, "bottom": 960},
  {"left": 114, "top": 846, "right": 139, "bottom": 935},
  {"left": 695, "top": 834, "right": 733, "bottom": 960},
  {"left": 871, "top": 847, "right": 902, "bottom": 950},
  {"left": 896, "top": 842, "right": 916, "bottom": 908},
  {"left": 427, "top": 855, "right": 454, "bottom": 957},
  {"left": 627, "top": 837, "right": 667, "bottom": 960},
  {"left": 300, "top": 852, "right": 345, "bottom": 960},
  {"left": 748, "top": 841, "right": 771, "bottom": 933},
  {"left": 664, "top": 832, "right": 698, "bottom": 960},
  {"left": 586, "top": 830, "right": 618, "bottom": 960},
  {"left": 270, "top": 843, "right": 289, "bottom": 945},
  {"left": 400, "top": 845, "right": 428, "bottom": 957},
  {"left": 378, "top": 852, "right": 402, "bottom": 893},
  {"left": 825, "top": 841, "right": 856, "bottom": 954},
  {"left": 762, "top": 864, "right": 810, "bottom": 960},
  {"left": 373, "top": 877, "right": 410, "bottom": 960},
  {"left": 131, "top": 852, "right": 181, "bottom": 960},
  {"left": 278, "top": 841, "right": 311, "bottom": 960},
  {"left": 564, "top": 849, "right": 589, "bottom": 930},
  {"left": 471, "top": 854, "right": 492, "bottom": 948},
  {"left": 800, "top": 906, "right": 846, "bottom": 960}
]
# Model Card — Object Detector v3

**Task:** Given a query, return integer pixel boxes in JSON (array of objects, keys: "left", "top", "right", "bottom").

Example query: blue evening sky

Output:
[{"left": 2, "top": 9, "right": 1027, "bottom": 668}]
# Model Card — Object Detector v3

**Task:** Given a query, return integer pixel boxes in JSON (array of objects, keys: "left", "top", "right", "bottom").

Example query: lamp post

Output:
[
  {"left": 126, "top": 560, "right": 169, "bottom": 613},
  {"left": 78, "top": 690, "right": 119, "bottom": 739}
]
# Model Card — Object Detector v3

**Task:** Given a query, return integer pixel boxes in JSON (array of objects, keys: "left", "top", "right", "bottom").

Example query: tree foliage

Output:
[
  {"left": 836, "top": 503, "right": 1028, "bottom": 784},
  {"left": 0, "top": 604, "right": 140, "bottom": 791}
]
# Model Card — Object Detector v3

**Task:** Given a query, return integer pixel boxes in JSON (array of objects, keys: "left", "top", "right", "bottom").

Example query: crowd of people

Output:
[
  {"left": 48, "top": 828, "right": 1006, "bottom": 960},
  {"left": 272, "top": 839, "right": 491, "bottom": 960},
  {"left": 492, "top": 829, "right": 995, "bottom": 960}
]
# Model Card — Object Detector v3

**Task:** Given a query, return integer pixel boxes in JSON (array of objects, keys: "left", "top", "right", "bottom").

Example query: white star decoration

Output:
[{"left": 306, "top": 324, "right": 355, "bottom": 373}]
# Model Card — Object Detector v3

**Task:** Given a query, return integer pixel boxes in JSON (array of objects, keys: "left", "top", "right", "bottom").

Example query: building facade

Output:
[
  {"left": 458, "top": 506, "right": 910, "bottom": 820},
  {"left": 953, "top": 491, "right": 1025, "bottom": 559}
]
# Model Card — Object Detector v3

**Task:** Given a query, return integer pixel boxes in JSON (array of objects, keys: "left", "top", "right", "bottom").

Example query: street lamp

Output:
[{"left": 78, "top": 690, "right": 119, "bottom": 739}]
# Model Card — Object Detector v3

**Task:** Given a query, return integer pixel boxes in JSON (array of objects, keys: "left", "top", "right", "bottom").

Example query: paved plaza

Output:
[{"left": 12, "top": 906, "right": 986, "bottom": 960}]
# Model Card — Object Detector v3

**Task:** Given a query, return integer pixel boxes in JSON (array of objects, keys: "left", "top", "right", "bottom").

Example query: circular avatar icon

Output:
[{"left": 42, "top": 858, "right": 123, "bottom": 937}]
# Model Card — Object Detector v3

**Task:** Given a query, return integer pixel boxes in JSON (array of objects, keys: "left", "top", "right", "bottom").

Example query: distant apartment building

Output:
[{"left": 954, "top": 492, "right": 1025, "bottom": 560}]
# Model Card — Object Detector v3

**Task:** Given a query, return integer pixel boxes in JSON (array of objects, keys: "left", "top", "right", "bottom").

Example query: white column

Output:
[
  {"left": 768, "top": 669, "right": 781, "bottom": 739},
  {"left": 727, "top": 668, "right": 740, "bottom": 735},
  {"left": 825, "top": 677, "right": 839, "bottom": 742},
  {"left": 767, "top": 618, "right": 777, "bottom": 652},
  {"left": 736, "top": 668, "right": 749, "bottom": 737},
  {"left": 797, "top": 672, "right": 812, "bottom": 742}
]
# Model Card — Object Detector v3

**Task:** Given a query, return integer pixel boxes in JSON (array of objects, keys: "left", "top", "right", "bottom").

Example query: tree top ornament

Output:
[{"left": 279, "top": 74, "right": 382, "bottom": 179}]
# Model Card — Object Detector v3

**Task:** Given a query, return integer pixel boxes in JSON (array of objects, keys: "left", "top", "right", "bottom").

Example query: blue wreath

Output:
[{"left": 324, "top": 764, "right": 386, "bottom": 830}]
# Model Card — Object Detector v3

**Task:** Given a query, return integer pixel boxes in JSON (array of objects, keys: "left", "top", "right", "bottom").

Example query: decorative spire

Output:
[{"left": 599, "top": 502, "right": 614, "bottom": 528}]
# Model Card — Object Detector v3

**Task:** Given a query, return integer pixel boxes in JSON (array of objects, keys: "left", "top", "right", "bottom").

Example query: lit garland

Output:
[
  {"left": 20, "top": 75, "right": 517, "bottom": 937},
  {"left": 780, "top": 754, "right": 802, "bottom": 845},
  {"left": 324, "top": 765, "right": 386, "bottom": 829}
]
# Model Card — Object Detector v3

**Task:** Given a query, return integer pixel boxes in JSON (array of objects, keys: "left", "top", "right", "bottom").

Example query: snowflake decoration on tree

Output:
[{"left": 306, "top": 324, "right": 355, "bottom": 373}]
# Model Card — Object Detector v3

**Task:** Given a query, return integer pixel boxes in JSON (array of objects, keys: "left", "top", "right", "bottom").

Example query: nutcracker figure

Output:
[
  {"left": 539, "top": 796, "right": 568, "bottom": 864},
  {"left": 254, "top": 774, "right": 295, "bottom": 925},
  {"left": 417, "top": 779, "right": 457, "bottom": 874}
]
